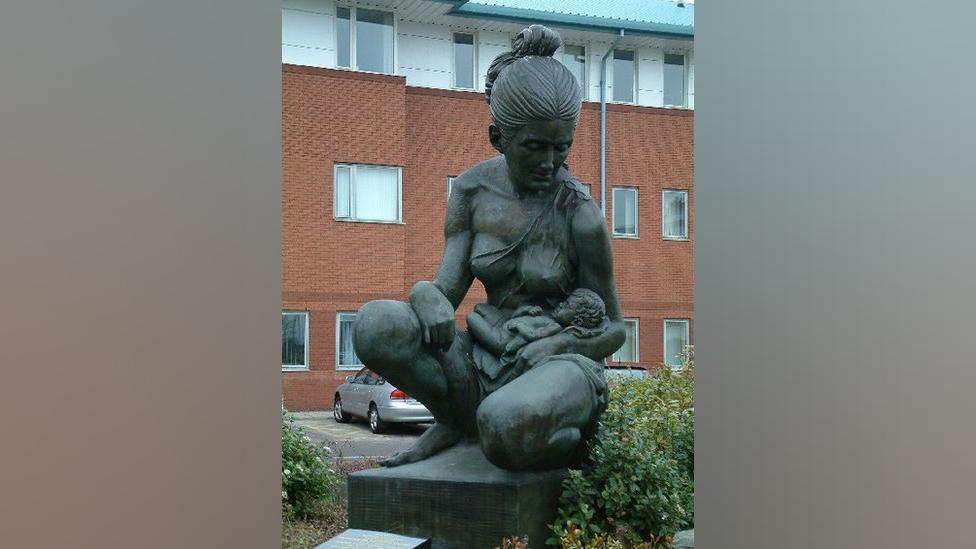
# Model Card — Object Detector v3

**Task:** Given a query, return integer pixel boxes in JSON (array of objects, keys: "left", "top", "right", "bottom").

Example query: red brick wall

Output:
[{"left": 282, "top": 65, "right": 693, "bottom": 410}]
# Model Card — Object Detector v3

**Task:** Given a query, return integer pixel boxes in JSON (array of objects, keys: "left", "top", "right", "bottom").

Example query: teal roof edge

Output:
[{"left": 443, "top": 2, "right": 694, "bottom": 38}]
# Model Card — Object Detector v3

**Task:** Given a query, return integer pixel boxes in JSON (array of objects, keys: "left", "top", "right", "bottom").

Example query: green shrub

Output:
[
  {"left": 551, "top": 350, "right": 695, "bottom": 547},
  {"left": 281, "top": 410, "right": 341, "bottom": 518}
]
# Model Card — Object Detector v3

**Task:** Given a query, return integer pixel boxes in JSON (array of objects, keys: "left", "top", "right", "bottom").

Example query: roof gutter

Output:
[
  {"left": 443, "top": 3, "right": 693, "bottom": 39},
  {"left": 600, "top": 29, "right": 626, "bottom": 217}
]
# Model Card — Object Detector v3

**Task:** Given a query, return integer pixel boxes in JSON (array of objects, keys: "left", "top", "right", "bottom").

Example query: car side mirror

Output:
[{"left": 345, "top": 375, "right": 353, "bottom": 383}]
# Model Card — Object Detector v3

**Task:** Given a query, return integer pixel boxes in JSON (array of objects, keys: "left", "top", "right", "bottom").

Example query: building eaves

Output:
[{"left": 437, "top": 0, "right": 694, "bottom": 39}]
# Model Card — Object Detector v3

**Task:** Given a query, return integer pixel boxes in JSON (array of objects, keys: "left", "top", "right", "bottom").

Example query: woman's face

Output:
[{"left": 496, "top": 119, "right": 575, "bottom": 195}]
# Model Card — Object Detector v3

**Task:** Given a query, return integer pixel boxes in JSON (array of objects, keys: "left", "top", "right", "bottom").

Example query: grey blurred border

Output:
[
  {"left": 696, "top": 0, "right": 976, "bottom": 547},
  {"left": 0, "top": 1, "right": 281, "bottom": 548},
  {"left": 5, "top": 0, "right": 976, "bottom": 547}
]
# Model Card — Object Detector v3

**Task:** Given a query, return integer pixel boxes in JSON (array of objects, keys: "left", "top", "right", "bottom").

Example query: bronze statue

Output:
[{"left": 353, "top": 25, "right": 626, "bottom": 471}]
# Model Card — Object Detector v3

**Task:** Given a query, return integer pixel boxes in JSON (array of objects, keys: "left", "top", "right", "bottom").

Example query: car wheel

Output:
[
  {"left": 333, "top": 395, "right": 349, "bottom": 423},
  {"left": 368, "top": 404, "right": 385, "bottom": 434}
]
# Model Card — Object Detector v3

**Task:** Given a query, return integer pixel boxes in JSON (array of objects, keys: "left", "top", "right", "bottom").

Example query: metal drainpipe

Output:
[{"left": 600, "top": 29, "right": 626, "bottom": 217}]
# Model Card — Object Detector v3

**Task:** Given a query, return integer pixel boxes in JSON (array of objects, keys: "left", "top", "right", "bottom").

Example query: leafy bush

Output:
[
  {"left": 551, "top": 349, "right": 695, "bottom": 547},
  {"left": 281, "top": 410, "right": 341, "bottom": 518}
]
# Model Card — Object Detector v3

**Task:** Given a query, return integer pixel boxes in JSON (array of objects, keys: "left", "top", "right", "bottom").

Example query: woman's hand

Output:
[
  {"left": 409, "top": 281, "right": 456, "bottom": 351},
  {"left": 515, "top": 333, "right": 571, "bottom": 371}
]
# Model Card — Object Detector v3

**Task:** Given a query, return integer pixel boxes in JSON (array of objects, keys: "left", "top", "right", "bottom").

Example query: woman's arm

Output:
[
  {"left": 432, "top": 175, "right": 476, "bottom": 307},
  {"left": 409, "top": 172, "right": 477, "bottom": 349},
  {"left": 515, "top": 197, "right": 626, "bottom": 367}
]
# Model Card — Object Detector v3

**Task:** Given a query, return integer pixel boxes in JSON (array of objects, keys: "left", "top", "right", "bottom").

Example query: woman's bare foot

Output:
[{"left": 381, "top": 422, "right": 462, "bottom": 467}]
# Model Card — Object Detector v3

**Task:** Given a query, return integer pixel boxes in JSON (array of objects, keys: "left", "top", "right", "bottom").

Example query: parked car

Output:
[
  {"left": 333, "top": 367, "right": 434, "bottom": 433},
  {"left": 604, "top": 364, "right": 650, "bottom": 380}
]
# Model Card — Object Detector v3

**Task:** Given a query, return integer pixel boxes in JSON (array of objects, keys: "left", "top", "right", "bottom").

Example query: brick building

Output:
[{"left": 282, "top": 0, "right": 695, "bottom": 410}]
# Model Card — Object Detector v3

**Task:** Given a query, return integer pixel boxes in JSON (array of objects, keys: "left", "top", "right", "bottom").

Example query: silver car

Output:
[{"left": 333, "top": 367, "right": 433, "bottom": 433}]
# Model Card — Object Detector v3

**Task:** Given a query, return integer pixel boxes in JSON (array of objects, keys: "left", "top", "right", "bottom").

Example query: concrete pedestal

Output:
[{"left": 347, "top": 443, "right": 569, "bottom": 549}]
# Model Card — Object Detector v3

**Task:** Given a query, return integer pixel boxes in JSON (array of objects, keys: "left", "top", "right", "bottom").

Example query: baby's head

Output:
[{"left": 553, "top": 288, "right": 606, "bottom": 328}]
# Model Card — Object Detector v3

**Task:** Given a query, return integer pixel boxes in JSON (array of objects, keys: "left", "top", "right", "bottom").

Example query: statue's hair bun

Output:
[
  {"left": 511, "top": 24, "right": 562, "bottom": 58},
  {"left": 485, "top": 25, "right": 563, "bottom": 105}
]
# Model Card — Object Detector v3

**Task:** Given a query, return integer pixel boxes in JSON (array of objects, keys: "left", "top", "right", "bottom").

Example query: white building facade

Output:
[{"left": 282, "top": 0, "right": 694, "bottom": 109}]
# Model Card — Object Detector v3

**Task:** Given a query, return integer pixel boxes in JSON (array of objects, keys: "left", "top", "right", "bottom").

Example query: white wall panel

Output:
[
  {"left": 282, "top": 0, "right": 335, "bottom": 68},
  {"left": 282, "top": 0, "right": 333, "bottom": 13},
  {"left": 477, "top": 30, "right": 510, "bottom": 92},
  {"left": 588, "top": 42, "right": 610, "bottom": 103},
  {"left": 282, "top": 44, "right": 334, "bottom": 67},
  {"left": 687, "top": 53, "right": 695, "bottom": 109},
  {"left": 398, "top": 20, "right": 452, "bottom": 88},
  {"left": 637, "top": 47, "right": 664, "bottom": 107}
]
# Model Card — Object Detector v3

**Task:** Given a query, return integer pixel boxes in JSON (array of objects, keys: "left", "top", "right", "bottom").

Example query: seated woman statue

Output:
[{"left": 353, "top": 24, "right": 626, "bottom": 472}]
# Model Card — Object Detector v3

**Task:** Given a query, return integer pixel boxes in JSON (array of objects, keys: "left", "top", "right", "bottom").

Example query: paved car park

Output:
[{"left": 290, "top": 411, "right": 429, "bottom": 459}]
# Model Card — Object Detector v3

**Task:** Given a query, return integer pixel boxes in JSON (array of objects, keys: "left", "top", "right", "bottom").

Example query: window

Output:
[
  {"left": 664, "top": 319, "right": 690, "bottom": 369},
  {"left": 282, "top": 311, "right": 308, "bottom": 370},
  {"left": 447, "top": 176, "right": 456, "bottom": 197},
  {"left": 562, "top": 45, "right": 586, "bottom": 93},
  {"left": 663, "top": 53, "right": 687, "bottom": 107},
  {"left": 334, "top": 164, "right": 401, "bottom": 222},
  {"left": 336, "top": 7, "right": 350, "bottom": 68},
  {"left": 453, "top": 33, "right": 475, "bottom": 89},
  {"left": 612, "top": 318, "right": 640, "bottom": 362},
  {"left": 612, "top": 187, "right": 638, "bottom": 237},
  {"left": 662, "top": 189, "right": 688, "bottom": 239},
  {"left": 335, "top": 7, "right": 394, "bottom": 74},
  {"left": 612, "top": 49, "right": 635, "bottom": 103},
  {"left": 336, "top": 312, "right": 363, "bottom": 370}
]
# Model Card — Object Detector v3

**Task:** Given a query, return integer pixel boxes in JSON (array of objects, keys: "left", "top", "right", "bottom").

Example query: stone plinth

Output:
[{"left": 347, "top": 443, "right": 568, "bottom": 549}]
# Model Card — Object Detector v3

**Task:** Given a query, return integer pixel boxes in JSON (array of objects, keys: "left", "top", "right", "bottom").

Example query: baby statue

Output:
[{"left": 467, "top": 288, "right": 608, "bottom": 364}]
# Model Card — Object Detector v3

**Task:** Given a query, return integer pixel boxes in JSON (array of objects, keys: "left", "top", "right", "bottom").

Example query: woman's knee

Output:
[
  {"left": 477, "top": 397, "right": 549, "bottom": 470},
  {"left": 353, "top": 300, "right": 421, "bottom": 367}
]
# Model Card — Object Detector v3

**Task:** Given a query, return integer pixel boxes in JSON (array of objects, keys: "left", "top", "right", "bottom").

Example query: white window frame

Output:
[
  {"left": 451, "top": 32, "right": 477, "bottom": 90},
  {"left": 282, "top": 310, "right": 309, "bottom": 371},
  {"left": 333, "top": 163, "right": 403, "bottom": 223},
  {"left": 447, "top": 175, "right": 456, "bottom": 197},
  {"left": 663, "top": 318, "right": 691, "bottom": 370},
  {"left": 662, "top": 51, "right": 688, "bottom": 108},
  {"left": 612, "top": 186, "right": 639, "bottom": 238},
  {"left": 561, "top": 43, "right": 587, "bottom": 96},
  {"left": 611, "top": 48, "right": 637, "bottom": 104},
  {"left": 335, "top": 311, "right": 364, "bottom": 371},
  {"left": 662, "top": 189, "right": 689, "bottom": 240},
  {"left": 334, "top": 5, "right": 398, "bottom": 75},
  {"left": 612, "top": 317, "right": 640, "bottom": 363}
]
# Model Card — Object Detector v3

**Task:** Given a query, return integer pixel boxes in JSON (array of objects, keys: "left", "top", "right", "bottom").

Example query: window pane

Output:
[
  {"left": 356, "top": 8, "right": 394, "bottom": 73},
  {"left": 664, "top": 320, "right": 688, "bottom": 368},
  {"left": 562, "top": 45, "right": 586, "bottom": 93},
  {"left": 353, "top": 166, "right": 399, "bottom": 221},
  {"left": 447, "top": 176, "right": 455, "bottom": 197},
  {"left": 664, "top": 53, "right": 686, "bottom": 106},
  {"left": 613, "top": 188, "right": 636, "bottom": 235},
  {"left": 663, "top": 190, "right": 687, "bottom": 238},
  {"left": 453, "top": 33, "right": 474, "bottom": 89},
  {"left": 613, "top": 50, "right": 634, "bottom": 103},
  {"left": 282, "top": 313, "right": 306, "bottom": 367},
  {"left": 336, "top": 7, "right": 350, "bottom": 68},
  {"left": 613, "top": 320, "right": 638, "bottom": 362},
  {"left": 335, "top": 166, "right": 351, "bottom": 218},
  {"left": 338, "top": 314, "right": 362, "bottom": 367}
]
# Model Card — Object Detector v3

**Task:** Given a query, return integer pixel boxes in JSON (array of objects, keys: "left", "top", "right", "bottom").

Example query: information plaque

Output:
[{"left": 316, "top": 528, "right": 430, "bottom": 549}]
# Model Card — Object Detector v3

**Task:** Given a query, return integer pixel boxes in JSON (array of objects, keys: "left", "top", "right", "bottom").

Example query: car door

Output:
[
  {"left": 345, "top": 367, "right": 370, "bottom": 417},
  {"left": 364, "top": 370, "right": 385, "bottom": 409}
]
